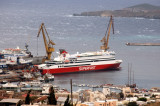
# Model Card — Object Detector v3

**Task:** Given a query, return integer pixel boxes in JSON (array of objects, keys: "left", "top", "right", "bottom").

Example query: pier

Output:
[{"left": 126, "top": 43, "right": 160, "bottom": 46}]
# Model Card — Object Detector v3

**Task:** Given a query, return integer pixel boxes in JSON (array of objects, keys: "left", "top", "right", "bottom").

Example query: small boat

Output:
[
  {"left": 37, "top": 73, "right": 54, "bottom": 82},
  {"left": 0, "top": 80, "right": 8, "bottom": 84},
  {"left": 2, "top": 83, "right": 19, "bottom": 91},
  {"left": 45, "top": 73, "right": 54, "bottom": 81},
  {"left": 72, "top": 83, "right": 78, "bottom": 86},
  {"left": 23, "top": 72, "right": 34, "bottom": 79},
  {"left": 41, "top": 83, "right": 53, "bottom": 94},
  {"left": 37, "top": 76, "right": 45, "bottom": 82},
  {"left": 28, "top": 80, "right": 42, "bottom": 87},
  {"left": 78, "top": 84, "right": 89, "bottom": 87},
  {"left": 0, "top": 69, "right": 4, "bottom": 74}
]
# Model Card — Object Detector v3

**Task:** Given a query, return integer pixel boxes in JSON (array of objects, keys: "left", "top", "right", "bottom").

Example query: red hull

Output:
[{"left": 41, "top": 63, "right": 121, "bottom": 74}]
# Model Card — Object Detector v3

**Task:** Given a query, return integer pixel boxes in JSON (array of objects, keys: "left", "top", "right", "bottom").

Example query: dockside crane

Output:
[
  {"left": 101, "top": 15, "right": 114, "bottom": 51},
  {"left": 37, "top": 23, "right": 55, "bottom": 61}
]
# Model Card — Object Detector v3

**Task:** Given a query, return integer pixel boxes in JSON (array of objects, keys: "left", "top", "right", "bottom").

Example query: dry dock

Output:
[{"left": 126, "top": 43, "right": 160, "bottom": 46}]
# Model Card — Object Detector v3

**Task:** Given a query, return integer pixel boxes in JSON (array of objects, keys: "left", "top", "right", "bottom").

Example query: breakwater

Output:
[{"left": 126, "top": 43, "right": 160, "bottom": 46}]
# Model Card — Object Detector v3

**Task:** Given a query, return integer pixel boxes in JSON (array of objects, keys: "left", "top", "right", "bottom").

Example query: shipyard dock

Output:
[{"left": 126, "top": 43, "right": 160, "bottom": 46}]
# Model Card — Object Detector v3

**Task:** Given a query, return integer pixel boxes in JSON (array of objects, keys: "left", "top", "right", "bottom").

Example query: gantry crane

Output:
[
  {"left": 101, "top": 15, "right": 114, "bottom": 51},
  {"left": 37, "top": 23, "right": 55, "bottom": 61}
]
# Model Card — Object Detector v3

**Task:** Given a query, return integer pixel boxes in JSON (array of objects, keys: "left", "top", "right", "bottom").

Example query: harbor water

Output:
[{"left": 0, "top": 0, "right": 160, "bottom": 90}]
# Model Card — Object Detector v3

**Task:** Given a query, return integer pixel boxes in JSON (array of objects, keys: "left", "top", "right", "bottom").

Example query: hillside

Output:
[
  {"left": 73, "top": 4, "right": 160, "bottom": 19},
  {"left": 126, "top": 3, "right": 160, "bottom": 10}
]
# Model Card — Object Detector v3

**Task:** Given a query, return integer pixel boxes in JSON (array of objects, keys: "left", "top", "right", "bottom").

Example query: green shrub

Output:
[
  {"left": 138, "top": 97, "right": 147, "bottom": 102},
  {"left": 127, "top": 102, "right": 138, "bottom": 106}
]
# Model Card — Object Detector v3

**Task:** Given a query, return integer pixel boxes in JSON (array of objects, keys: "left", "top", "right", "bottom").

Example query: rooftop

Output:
[{"left": 0, "top": 98, "right": 21, "bottom": 103}]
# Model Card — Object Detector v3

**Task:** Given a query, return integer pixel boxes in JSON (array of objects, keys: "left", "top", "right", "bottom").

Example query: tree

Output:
[
  {"left": 64, "top": 95, "right": 74, "bottom": 106},
  {"left": 25, "top": 90, "right": 31, "bottom": 104},
  {"left": 119, "top": 92, "right": 124, "bottom": 99},
  {"left": 17, "top": 100, "right": 22, "bottom": 106},
  {"left": 64, "top": 95, "right": 70, "bottom": 106},
  {"left": 151, "top": 94, "right": 157, "bottom": 98},
  {"left": 138, "top": 97, "right": 147, "bottom": 102},
  {"left": 127, "top": 94, "right": 133, "bottom": 97},
  {"left": 127, "top": 102, "right": 138, "bottom": 106},
  {"left": 48, "top": 86, "right": 57, "bottom": 105},
  {"left": 30, "top": 96, "right": 39, "bottom": 104}
]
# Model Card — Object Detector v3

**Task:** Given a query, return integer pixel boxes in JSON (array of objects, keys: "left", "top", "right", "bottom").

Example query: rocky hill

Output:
[
  {"left": 73, "top": 4, "right": 160, "bottom": 19},
  {"left": 126, "top": 3, "right": 160, "bottom": 11}
]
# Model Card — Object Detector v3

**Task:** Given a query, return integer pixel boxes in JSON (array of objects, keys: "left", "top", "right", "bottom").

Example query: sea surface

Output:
[{"left": 0, "top": 0, "right": 160, "bottom": 90}]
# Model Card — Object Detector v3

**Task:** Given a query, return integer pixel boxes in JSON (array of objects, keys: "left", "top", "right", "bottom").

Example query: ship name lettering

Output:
[{"left": 79, "top": 66, "right": 96, "bottom": 71}]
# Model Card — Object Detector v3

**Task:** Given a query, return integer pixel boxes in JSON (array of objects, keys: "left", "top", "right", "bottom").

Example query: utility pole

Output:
[
  {"left": 70, "top": 79, "right": 73, "bottom": 104},
  {"left": 128, "top": 63, "right": 129, "bottom": 86},
  {"left": 133, "top": 69, "right": 134, "bottom": 85},
  {"left": 130, "top": 63, "right": 132, "bottom": 86}
]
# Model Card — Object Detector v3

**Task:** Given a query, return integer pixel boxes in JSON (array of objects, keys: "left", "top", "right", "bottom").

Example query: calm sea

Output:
[{"left": 0, "top": 0, "right": 160, "bottom": 90}]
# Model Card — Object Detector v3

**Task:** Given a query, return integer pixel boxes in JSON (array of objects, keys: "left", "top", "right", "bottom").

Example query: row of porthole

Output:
[{"left": 58, "top": 65, "right": 64, "bottom": 68}]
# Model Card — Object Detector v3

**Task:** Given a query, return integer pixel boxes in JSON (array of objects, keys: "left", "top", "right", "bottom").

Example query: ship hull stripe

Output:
[{"left": 42, "top": 62, "right": 121, "bottom": 74}]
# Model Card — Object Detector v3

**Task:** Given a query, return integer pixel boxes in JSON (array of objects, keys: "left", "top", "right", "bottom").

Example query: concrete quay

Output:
[{"left": 126, "top": 43, "right": 160, "bottom": 46}]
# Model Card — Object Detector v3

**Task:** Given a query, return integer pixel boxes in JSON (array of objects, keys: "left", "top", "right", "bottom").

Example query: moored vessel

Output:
[
  {"left": 0, "top": 45, "right": 32, "bottom": 58},
  {"left": 38, "top": 50, "right": 122, "bottom": 74},
  {"left": 0, "top": 45, "right": 33, "bottom": 70}
]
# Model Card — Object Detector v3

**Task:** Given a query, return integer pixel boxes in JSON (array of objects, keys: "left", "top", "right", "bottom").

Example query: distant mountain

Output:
[
  {"left": 73, "top": 4, "right": 160, "bottom": 19},
  {"left": 125, "top": 3, "right": 160, "bottom": 11}
]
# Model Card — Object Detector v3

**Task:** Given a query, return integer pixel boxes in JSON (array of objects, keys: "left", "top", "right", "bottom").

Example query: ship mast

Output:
[{"left": 101, "top": 15, "right": 114, "bottom": 51}]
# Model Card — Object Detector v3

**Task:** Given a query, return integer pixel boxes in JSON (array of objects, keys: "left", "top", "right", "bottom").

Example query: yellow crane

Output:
[
  {"left": 101, "top": 15, "right": 114, "bottom": 51},
  {"left": 37, "top": 23, "right": 55, "bottom": 61}
]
